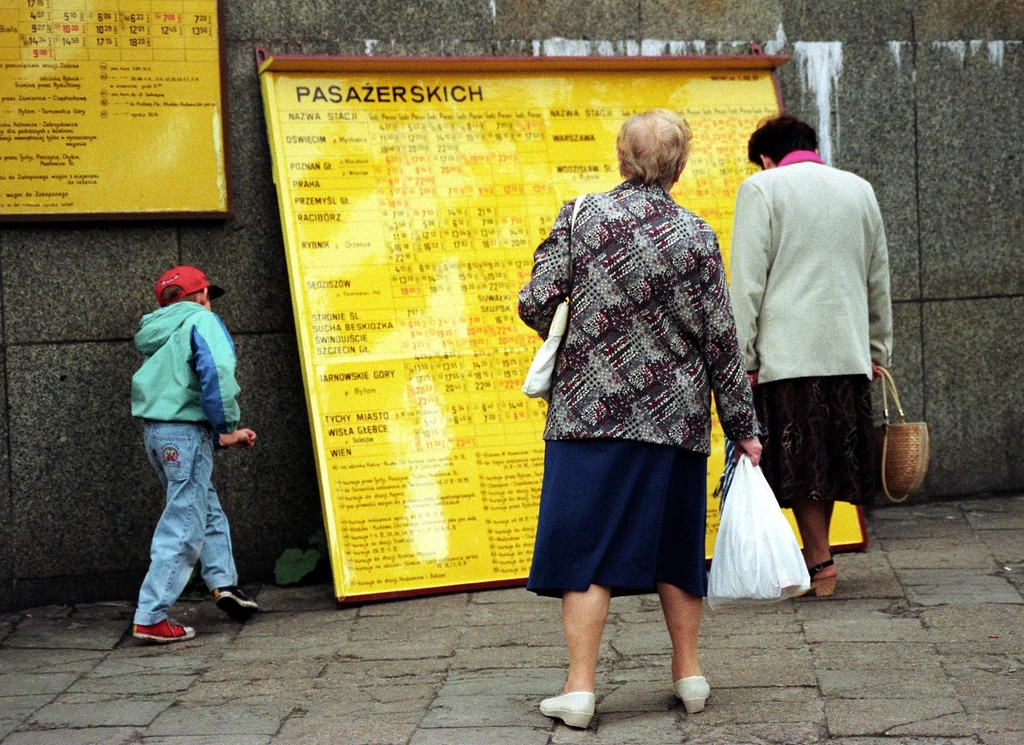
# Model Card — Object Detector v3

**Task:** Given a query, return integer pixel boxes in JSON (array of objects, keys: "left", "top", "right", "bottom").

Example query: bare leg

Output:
[
  {"left": 791, "top": 500, "right": 837, "bottom": 576},
  {"left": 657, "top": 582, "right": 703, "bottom": 681},
  {"left": 561, "top": 584, "right": 611, "bottom": 693}
]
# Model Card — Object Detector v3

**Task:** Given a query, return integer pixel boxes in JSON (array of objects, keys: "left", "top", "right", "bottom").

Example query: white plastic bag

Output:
[{"left": 707, "top": 455, "right": 811, "bottom": 607}]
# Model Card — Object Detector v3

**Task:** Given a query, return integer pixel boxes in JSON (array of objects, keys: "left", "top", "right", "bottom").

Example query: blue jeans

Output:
[{"left": 134, "top": 421, "right": 238, "bottom": 625}]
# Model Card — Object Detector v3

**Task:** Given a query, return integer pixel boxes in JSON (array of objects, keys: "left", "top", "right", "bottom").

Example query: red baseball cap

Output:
[{"left": 155, "top": 266, "right": 226, "bottom": 307}]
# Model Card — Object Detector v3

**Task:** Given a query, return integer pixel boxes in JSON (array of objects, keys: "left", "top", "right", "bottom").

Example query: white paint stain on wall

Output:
[
  {"left": 212, "top": 109, "right": 226, "bottom": 207},
  {"left": 531, "top": 38, "right": 763, "bottom": 58},
  {"left": 933, "top": 40, "right": 967, "bottom": 65},
  {"left": 889, "top": 41, "right": 903, "bottom": 69},
  {"left": 637, "top": 40, "right": 710, "bottom": 56},
  {"left": 917, "top": 38, "right": 1023, "bottom": 69},
  {"left": 714, "top": 41, "right": 748, "bottom": 54},
  {"left": 763, "top": 23, "right": 787, "bottom": 55},
  {"left": 533, "top": 38, "right": 646, "bottom": 56},
  {"left": 524, "top": 37, "right": 1015, "bottom": 66},
  {"left": 793, "top": 41, "right": 843, "bottom": 166},
  {"left": 987, "top": 40, "right": 1005, "bottom": 68},
  {"left": 928, "top": 39, "right": 1012, "bottom": 68},
  {"left": 641, "top": 39, "right": 667, "bottom": 56}
]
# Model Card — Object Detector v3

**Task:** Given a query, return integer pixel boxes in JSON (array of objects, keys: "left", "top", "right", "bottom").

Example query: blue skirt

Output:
[{"left": 527, "top": 439, "right": 708, "bottom": 598}]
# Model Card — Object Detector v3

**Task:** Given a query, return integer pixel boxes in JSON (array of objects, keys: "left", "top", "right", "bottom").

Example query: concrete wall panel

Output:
[
  {"left": 1, "top": 227, "right": 178, "bottom": 344},
  {"left": 224, "top": 1, "right": 286, "bottom": 42},
  {"left": 833, "top": 43, "right": 919, "bottom": 302},
  {"left": 780, "top": 0, "right": 913, "bottom": 42},
  {"left": 914, "top": 0, "right": 1024, "bottom": 41},
  {"left": 7, "top": 342, "right": 154, "bottom": 583},
  {"left": 917, "top": 42, "right": 1024, "bottom": 299},
  {"left": 335, "top": 1, "right": 496, "bottom": 43},
  {"left": 639, "top": 0, "right": 779, "bottom": 41},
  {"left": 888, "top": 301, "right": 925, "bottom": 423},
  {"left": 212, "top": 333, "right": 321, "bottom": 578},
  {"left": 0, "top": 347, "right": 11, "bottom": 611},
  {"left": 922, "top": 297, "right": 1024, "bottom": 497},
  {"left": 495, "top": 0, "right": 640, "bottom": 41}
]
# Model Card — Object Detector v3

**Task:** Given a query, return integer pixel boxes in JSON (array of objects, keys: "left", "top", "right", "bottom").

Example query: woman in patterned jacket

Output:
[{"left": 519, "top": 109, "right": 761, "bottom": 729}]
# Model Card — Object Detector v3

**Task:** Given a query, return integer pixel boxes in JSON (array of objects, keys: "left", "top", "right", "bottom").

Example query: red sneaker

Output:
[{"left": 132, "top": 619, "right": 196, "bottom": 644}]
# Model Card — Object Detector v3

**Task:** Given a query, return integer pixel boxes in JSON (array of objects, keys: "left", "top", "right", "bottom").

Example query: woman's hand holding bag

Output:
[{"left": 707, "top": 455, "right": 810, "bottom": 607}]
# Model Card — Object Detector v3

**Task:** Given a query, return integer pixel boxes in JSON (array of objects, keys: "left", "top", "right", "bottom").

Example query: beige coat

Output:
[{"left": 729, "top": 161, "right": 892, "bottom": 383}]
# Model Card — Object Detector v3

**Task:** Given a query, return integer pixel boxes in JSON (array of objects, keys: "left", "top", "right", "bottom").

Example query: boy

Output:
[{"left": 131, "top": 265, "right": 259, "bottom": 643}]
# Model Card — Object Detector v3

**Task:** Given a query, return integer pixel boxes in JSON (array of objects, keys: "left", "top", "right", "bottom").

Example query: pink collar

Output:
[{"left": 777, "top": 150, "right": 825, "bottom": 167}]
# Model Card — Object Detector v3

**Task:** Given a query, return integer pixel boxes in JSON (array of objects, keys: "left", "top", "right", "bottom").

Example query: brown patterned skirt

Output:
[{"left": 753, "top": 375, "right": 875, "bottom": 507}]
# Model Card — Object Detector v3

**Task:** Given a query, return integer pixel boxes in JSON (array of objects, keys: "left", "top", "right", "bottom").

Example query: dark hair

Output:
[{"left": 747, "top": 115, "right": 818, "bottom": 166}]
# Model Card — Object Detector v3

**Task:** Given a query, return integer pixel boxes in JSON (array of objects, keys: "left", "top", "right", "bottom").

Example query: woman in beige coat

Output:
[{"left": 730, "top": 115, "right": 892, "bottom": 596}]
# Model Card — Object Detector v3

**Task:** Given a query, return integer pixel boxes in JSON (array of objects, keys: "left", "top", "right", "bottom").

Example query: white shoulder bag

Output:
[{"left": 521, "top": 195, "right": 586, "bottom": 401}]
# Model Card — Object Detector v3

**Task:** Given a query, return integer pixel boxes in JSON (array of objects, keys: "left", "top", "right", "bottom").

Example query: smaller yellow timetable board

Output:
[
  {"left": 0, "top": 0, "right": 229, "bottom": 219},
  {"left": 259, "top": 54, "right": 865, "bottom": 602}
]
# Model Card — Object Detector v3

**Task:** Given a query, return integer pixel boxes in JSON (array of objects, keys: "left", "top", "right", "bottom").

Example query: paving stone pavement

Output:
[{"left": 1, "top": 496, "right": 1022, "bottom": 745}]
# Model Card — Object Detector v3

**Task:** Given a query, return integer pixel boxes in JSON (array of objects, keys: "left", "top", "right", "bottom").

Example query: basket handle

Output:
[
  {"left": 876, "top": 365, "right": 905, "bottom": 425},
  {"left": 875, "top": 365, "right": 910, "bottom": 503}
]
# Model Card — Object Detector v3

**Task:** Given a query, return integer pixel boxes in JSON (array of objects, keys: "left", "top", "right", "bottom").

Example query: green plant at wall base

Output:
[
  {"left": 274, "top": 529, "right": 328, "bottom": 585},
  {"left": 274, "top": 547, "right": 321, "bottom": 585}
]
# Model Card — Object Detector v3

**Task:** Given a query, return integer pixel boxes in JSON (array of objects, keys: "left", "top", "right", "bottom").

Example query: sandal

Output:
[{"left": 803, "top": 557, "right": 837, "bottom": 597}]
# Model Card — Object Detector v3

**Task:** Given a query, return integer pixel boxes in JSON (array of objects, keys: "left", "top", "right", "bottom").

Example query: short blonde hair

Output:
[{"left": 616, "top": 109, "right": 692, "bottom": 189}]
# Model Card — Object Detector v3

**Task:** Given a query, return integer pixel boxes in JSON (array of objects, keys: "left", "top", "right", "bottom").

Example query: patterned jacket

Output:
[{"left": 518, "top": 178, "right": 758, "bottom": 454}]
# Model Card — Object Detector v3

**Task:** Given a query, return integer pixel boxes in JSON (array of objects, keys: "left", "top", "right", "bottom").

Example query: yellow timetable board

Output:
[
  {"left": 258, "top": 54, "right": 866, "bottom": 602},
  {"left": 0, "top": 0, "right": 229, "bottom": 219}
]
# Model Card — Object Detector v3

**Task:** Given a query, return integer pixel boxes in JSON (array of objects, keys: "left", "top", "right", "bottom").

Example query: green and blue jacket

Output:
[{"left": 131, "top": 301, "right": 241, "bottom": 435}]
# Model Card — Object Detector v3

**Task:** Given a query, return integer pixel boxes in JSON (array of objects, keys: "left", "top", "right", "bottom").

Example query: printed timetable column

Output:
[
  {"left": 50, "top": 0, "right": 86, "bottom": 60},
  {"left": 117, "top": 0, "right": 153, "bottom": 61},
  {"left": 17, "top": 0, "right": 53, "bottom": 60},
  {"left": 87, "top": 4, "right": 121, "bottom": 60},
  {"left": 182, "top": 0, "right": 214, "bottom": 60}
]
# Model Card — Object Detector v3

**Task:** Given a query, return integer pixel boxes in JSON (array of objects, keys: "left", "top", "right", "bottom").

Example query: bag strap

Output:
[
  {"left": 570, "top": 194, "right": 586, "bottom": 227},
  {"left": 876, "top": 365, "right": 909, "bottom": 503},
  {"left": 566, "top": 195, "right": 585, "bottom": 294}
]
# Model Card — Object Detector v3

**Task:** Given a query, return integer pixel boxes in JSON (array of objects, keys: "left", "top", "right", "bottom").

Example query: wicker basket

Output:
[{"left": 874, "top": 367, "right": 930, "bottom": 503}]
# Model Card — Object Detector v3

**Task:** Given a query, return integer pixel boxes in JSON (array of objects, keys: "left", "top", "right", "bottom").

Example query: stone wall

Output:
[{"left": 0, "top": 0, "right": 1021, "bottom": 611}]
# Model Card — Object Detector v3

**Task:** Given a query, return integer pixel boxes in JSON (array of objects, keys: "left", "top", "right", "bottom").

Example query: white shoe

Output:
[
  {"left": 674, "top": 675, "right": 710, "bottom": 713},
  {"left": 540, "top": 691, "right": 596, "bottom": 728}
]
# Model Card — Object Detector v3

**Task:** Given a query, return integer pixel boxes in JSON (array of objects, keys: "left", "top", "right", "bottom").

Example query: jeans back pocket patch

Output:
[{"left": 162, "top": 445, "right": 182, "bottom": 468}]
